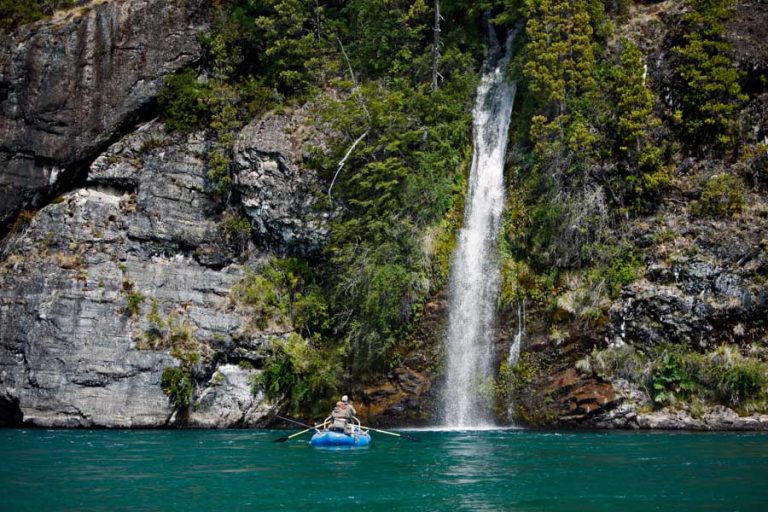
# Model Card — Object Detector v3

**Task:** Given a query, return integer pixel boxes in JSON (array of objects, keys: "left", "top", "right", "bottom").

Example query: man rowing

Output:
[{"left": 328, "top": 395, "right": 357, "bottom": 433}]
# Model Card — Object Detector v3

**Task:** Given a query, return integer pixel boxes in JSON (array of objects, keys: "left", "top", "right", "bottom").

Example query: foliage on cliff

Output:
[
  {"left": 154, "top": 0, "right": 768, "bottom": 420},
  {"left": 0, "top": 0, "right": 78, "bottom": 32},
  {"left": 498, "top": 0, "right": 768, "bottom": 425},
  {"left": 154, "top": 0, "right": 489, "bottom": 411}
]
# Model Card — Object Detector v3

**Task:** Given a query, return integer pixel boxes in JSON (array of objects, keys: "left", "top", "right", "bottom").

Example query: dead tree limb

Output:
[
  {"left": 336, "top": 34, "right": 370, "bottom": 121},
  {"left": 328, "top": 129, "right": 369, "bottom": 202}
]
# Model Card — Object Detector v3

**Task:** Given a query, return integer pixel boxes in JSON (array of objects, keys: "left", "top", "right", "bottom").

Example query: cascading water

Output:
[{"left": 440, "top": 27, "right": 518, "bottom": 428}]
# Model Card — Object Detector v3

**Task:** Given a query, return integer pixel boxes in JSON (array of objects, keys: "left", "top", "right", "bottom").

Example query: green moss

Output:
[{"left": 506, "top": 352, "right": 559, "bottom": 425}]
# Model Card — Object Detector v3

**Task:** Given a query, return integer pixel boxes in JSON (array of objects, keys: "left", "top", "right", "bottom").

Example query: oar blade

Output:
[
  {"left": 360, "top": 425, "right": 420, "bottom": 442},
  {"left": 273, "top": 437, "right": 290, "bottom": 443}
]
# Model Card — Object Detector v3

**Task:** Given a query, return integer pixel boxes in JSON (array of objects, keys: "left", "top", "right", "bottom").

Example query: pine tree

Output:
[
  {"left": 673, "top": 0, "right": 747, "bottom": 150},
  {"left": 523, "top": 0, "right": 596, "bottom": 116},
  {"left": 610, "top": 39, "right": 667, "bottom": 208}
]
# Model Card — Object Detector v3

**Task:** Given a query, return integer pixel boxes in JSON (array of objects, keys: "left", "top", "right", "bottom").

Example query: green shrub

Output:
[
  {"left": 0, "top": 0, "right": 77, "bottom": 32},
  {"left": 715, "top": 361, "right": 766, "bottom": 406},
  {"left": 704, "top": 347, "right": 768, "bottom": 407},
  {"left": 232, "top": 270, "right": 288, "bottom": 330},
  {"left": 161, "top": 367, "right": 194, "bottom": 408},
  {"left": 167, "top": 313, "right": 202, "bottom": 367},
  {"left": 600, "top": 247, "right": 641, "bottom": 297},
  {"left": 691, "top": 173, "right": 745, "bottom": 218},
  {"left": 221, "top": 211, "right": 252, "bottom": 251},
  {"left": 138, "top": 138, "right": 167, "bottom": 154},
  {"left": 591, "top": 345, "right": 648, "bottom": 383},
  {"left": 158, "top": 69, "right": 211, "bottom": 133},
  {"left": 139, "top": 298, "right": 166, "bottom": 348},
  {"left": 254, "top": 333, "right": 341, "bottom": 416},
  {"left": 125, "top": 291, "right": 145, "bottom": 317},
  {"left": 237, "top": 360, "right": 255, "bottom": 370},
  {"left": 652, "top": 350, "right": 693, "bottom": 406}
]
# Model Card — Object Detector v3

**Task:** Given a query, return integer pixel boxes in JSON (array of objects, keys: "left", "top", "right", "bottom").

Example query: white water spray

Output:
[
  {"left": 508, "top": 301, "right": 524, "bottom": 367},
  {"left": 440, "top": 28, "right": 518, "bottom": 428}
]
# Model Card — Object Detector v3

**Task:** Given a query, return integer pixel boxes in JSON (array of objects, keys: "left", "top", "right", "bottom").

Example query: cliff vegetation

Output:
[{"left": 1, "top": 0, "right": 766, "bottom": 429}]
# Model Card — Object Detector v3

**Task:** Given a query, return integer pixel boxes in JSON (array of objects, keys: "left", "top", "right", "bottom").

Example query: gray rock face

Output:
[
  {"left": 636, "top": 407, "right": 768, "bottom": 431},
  {"left": 188, "top": 365, "right": 272, "bottom": 428},
  {"left": 234, "top": 108, "right": 330, "bottom": 254},
  {"left": 609, "top": 259, "right": 768, "bottom": 352},
  {"left": 0, "top": 113, "right": 329, "bottom": 427},
  {"left": 88, "top": 121, "right": 223, "bottom": 251},
  {"left": 0, "top": 0, "right": 210, "bottom": 226}
]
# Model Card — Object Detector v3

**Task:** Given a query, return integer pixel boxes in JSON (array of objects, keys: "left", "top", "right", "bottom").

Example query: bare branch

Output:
[
  {"left": 336, "top": 34, "right": 371, "bottom": 122},
  {"left": 328, "top": 129, "right": 370, "bottom": 203}
]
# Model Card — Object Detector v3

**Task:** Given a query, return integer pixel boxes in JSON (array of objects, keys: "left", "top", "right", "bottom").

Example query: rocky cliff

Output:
[
  {"left": 1, "top": 101, "right": 328, "bottom": 426},
  {"left": 0, "top": 0, "right": 331, "bottom": 427},
  {"left": 498, "top": 0, "right": 768, "bottom": 431},
  {"left": 1, "top": 0, "right": 767, "bottom": 431},
  {"left": 0, "top": 0, "right": 210, "bottom": 228}
]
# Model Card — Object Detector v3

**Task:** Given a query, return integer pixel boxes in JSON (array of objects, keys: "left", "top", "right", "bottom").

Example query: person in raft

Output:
[{"left": 329, "top": 395, "right": 357, "bottom": 433}]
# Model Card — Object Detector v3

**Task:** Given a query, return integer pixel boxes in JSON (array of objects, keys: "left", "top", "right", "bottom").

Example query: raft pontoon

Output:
[{"left": 309, "top": 417, "right": 371, "bottom": 447}]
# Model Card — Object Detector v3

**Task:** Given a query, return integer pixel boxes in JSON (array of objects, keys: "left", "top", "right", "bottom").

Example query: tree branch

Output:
[{"left": 328, "top": 129, "right": 370, "bottom": 203}]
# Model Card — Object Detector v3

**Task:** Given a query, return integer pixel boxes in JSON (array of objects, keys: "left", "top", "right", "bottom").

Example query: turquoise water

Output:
[{"left": 1, "top": 429, "right": 767, "bottom": 511}]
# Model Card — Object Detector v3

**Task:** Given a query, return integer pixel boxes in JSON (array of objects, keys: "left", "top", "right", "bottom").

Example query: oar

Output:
[{"left": 360, "top": 425, "right": 419, "bottom": 442}]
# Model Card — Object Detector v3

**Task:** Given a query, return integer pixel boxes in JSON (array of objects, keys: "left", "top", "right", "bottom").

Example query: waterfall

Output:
[
  {"left": 440, "top": 27, "right": 518, "bottom": 428},
  {"left": 508, "top": 301, "right": 524, "bottom": 367}
]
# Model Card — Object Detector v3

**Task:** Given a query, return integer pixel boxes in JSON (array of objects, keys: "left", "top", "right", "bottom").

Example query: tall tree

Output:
[
  {"left": 672, "top": 0, "right": 746, "bottom": 150},
  {"left": 523, "top": 0, "right": 595, "bottom": 117}
]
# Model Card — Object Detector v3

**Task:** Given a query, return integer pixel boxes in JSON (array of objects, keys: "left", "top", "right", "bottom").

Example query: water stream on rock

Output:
[{"left": 440, "top": 28, "right": 517, "bottom": 428}]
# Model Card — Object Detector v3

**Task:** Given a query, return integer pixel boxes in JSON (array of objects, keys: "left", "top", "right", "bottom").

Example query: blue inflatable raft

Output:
[{"left": 310, "top": 427, "right": 371, "bottom": 448}]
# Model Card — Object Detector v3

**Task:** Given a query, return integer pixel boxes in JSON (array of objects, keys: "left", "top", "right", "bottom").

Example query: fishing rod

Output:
[
  {"left": 272, "top": 415, "right": 325, "bottom": 443},
  {"left": 274, "top": 415, "right": 317, "bottom": 430}
]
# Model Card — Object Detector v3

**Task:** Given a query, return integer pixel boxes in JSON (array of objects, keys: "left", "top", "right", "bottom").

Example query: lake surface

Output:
[{"left": 1, "top": 428, "right": 766, "bottom": 511}]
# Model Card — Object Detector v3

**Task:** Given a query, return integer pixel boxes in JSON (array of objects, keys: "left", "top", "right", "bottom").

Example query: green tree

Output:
[
  {"left": 607, "top": 39, "right": 667, "bottom": 208},
  {"left": 672, "top": 0, "right": 747, "bottom": 150},
  {"left": 523, "top": 0, "right": 596, "bottom": 116},
  {"left": 251, "top": 0, "right": 329, "bottom": 92}
]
